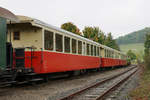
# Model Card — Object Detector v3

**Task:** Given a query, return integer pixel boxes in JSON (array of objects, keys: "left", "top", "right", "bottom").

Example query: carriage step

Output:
[
  {"left": 0, "top": 81, "right": 16, "bottom": 85},
  {"left": 1, "top": 75, "right": 13, "bottom": 78},
  {"left": 5, "top": 68, "right": 12, "bottom": 71},
  {"left": 25, "top": 73, "right": 37, "bottom": 76},
  {"left": 29, "top": 78, "right": 43, "bottom": 82}
]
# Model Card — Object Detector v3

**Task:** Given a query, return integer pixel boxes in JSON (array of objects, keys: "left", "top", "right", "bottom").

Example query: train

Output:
[{"left": 0, "top": 7, "right": 129, "bottom": 85}]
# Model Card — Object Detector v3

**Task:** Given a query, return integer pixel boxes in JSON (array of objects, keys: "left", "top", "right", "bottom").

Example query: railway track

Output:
[{"left": 59, "top": 66, "right": 138, "bottom": 100}]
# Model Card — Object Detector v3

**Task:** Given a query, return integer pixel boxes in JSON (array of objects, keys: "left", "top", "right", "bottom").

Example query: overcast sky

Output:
[{"left": 1, "top": 0, "right": 150, "bottom": 38}]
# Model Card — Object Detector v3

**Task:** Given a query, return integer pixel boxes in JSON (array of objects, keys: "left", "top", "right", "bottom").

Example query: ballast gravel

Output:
[{"left": 0, "top": 66, "right": 134, "bottom": 100}]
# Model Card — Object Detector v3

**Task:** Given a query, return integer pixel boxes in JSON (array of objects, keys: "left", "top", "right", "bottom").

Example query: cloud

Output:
[{"left": 0, "top": 0, "right": 150, "bottom": 38}]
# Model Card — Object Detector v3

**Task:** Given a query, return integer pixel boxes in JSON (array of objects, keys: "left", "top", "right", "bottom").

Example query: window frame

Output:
[
  {"left": 55, "top": 33, "right": 63, "bottom": 52},
  {"left": 64, "top": 36, "right": 70, "bottom": 53},
  {"left": 72, "top": 38, "right": 77, "bottom": 54},
  {"left": 78, "top": 40, "right": 82, "bottom": 54},
  {"left": 44, "top": 30, "right": 54, "bottom": 51},
  {"left": 13, "top": 31, "right": 20, "bottom": 40}
]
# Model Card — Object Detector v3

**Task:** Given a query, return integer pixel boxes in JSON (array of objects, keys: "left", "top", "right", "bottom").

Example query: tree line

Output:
[
  {"left": 144, "top": 33, "right": 150, "bottom": 69},
  {"left": 116, "top": 27, "right": 150, "bottom": 45},
  {"left": 126, "top": 32, "right": 150, "bottom": 66},
  {"left": 61, "top": 22, "right": 120, "bottom": 51}
]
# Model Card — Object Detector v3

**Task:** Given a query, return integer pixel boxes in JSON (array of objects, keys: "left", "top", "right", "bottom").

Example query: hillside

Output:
[
  {"left": 116, "top": 27, "right": 150, "bottom": 45},
  {"left": 119, "top": 43, "right": 144, "bottom": 54}
]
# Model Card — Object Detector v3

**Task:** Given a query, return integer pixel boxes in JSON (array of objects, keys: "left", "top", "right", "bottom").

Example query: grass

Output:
[
  {"left": 130, "top": 66, "right": 150, "bottom": 100},
  {"left": 119, "top": 43, "right": 144, "bottom": 54}
]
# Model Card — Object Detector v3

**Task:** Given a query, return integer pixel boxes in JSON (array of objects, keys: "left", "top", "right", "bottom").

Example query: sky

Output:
[{"left": 1, "top": 0, "right": 150, "bottom": 38}]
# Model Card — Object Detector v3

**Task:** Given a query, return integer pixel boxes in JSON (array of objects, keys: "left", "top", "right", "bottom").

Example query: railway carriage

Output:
[{"left": 7, "top": 15, "right": 127, "bottom": 75}]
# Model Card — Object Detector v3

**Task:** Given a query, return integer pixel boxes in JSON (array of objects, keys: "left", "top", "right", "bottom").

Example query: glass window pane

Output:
[
  {"left": 44, "top": 30, "right": 53, "bottom": 50},
  {"left": 13, "top": 31, "right": 20, "bottom": 40},
  {"left": 72, "top": 39, "right": 76, "bottom": 53},
  {"left": 97, "top": 47, "right": 99, "bottom": 56},
  {"left": 56, "top": 33, "right": 63, "bottom": 52},
  {"left": 78, "top": 41, "right": 82, "bottom": 54},
  {"left": 64, "top": 36, "right": 70, "bottom": 53},
  {"left": 94, "top": 46, "right": 96, "bottom": 56},
  {"left": 91, "top": 45, "right": 93, "bottom": 56},
  {"left": 86, "top": 43, "right": 90, "bottom": 55},
  {"left": 83, "top": 42, "right": 86, "bottom": 55}
]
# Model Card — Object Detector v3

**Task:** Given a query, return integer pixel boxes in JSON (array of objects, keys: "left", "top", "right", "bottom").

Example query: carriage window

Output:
[
  {"left": 56, "top": 33, "right": 63, "bottom": 52},
  {"left": 64, "top": 36, "right": 70, "bottom": 53},
  {"left": 97, "top": 47, "right": 99, "bottom": 56},
  {"left": 13, "top": 31, "right": 20, "bottom": 40},
  {"left": 86, "top": 43, "right": 90, "bottom": 55},
  {"left": 91, "top": 45, "right": 93, "bottom": 56},
  {"left": 107, "top": 50, "right": 109, "bottom": 57},
  {"left": 105, "top": 49, "right": 106, "bottom": 57},
  {"left": 72, "top": 39, "right": 76, "bottom": 53},
  {"left": 110, "top": 51, "right": 111, "bottom": 58},
  {"left": 44, "top": 30, "right": 53, "bottom": 50},
  {"left": 94, "top": 46, "right": 96, "bottom": 56},
  {"left": 83, "top": 42, "right": 86, "bottom": 55},
  {"left": 78, "top": 41, "right": 82, "bottom": 54},
  {"left": 105, "top": 50, "right": 107, "bottom": 57}
]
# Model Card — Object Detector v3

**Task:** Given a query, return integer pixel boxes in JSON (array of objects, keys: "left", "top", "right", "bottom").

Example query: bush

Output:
[{"left": 144, "top": 53, "right": 150, "bottom": 69}]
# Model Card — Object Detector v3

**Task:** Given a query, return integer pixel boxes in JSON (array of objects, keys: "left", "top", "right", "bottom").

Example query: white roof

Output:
[{"left": 13, "top": 15, "right": 126, "bottom": 55}]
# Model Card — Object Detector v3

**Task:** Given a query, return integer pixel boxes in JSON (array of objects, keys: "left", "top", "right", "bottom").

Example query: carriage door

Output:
[{"left": 15, "top": 48, "right": 25, "bottom": 68}]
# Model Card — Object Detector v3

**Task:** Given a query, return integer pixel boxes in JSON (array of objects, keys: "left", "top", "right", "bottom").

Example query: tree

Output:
[
  {"left": 112, "top": 40, "right": 120, "bottom": 51},
  {"left": 144, "top": 33, "right": 150, "bottom": 69},
  {"left": 82, "top": 26, "right": 100, "bottom": 42},
  {"left": 105, "top": 33, "right": 120, "bottom": 50},
  {"left": 61, "top": 22, "right": 81, "bottom": 35},
  {"left": 105, "top": 32, "right": 113, "bottom": 47},
  {"left": 98, "top": 31, "right": 106, "bottom": 45},
  {"left": 127, "top": 50, "right": 136, "bottom": 61},
  {"left": 83, "top": 27, "right": 120, "bottom": 50},
  {"left": 144, "top": 33, "right": 150, "bottom": 54}
]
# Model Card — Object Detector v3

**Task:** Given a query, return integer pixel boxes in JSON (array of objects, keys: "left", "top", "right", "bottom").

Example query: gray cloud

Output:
[{"left": 1, "top": 0, "right": 150, "bottom": 38}]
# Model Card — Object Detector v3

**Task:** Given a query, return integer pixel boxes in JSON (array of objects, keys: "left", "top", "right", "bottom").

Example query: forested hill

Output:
[{"left": 116, "top": 27, "right": 150, "bottom": 45}]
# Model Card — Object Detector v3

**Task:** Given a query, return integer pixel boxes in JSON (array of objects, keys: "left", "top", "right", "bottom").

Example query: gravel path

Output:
[{"left": 0, "top": 66, "right": 133, "bottom": 100}]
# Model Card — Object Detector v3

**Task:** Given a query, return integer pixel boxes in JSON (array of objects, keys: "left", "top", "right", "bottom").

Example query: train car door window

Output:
[
  {"left": 44, "top": 30, "right": 53, "bottom": 50},
  {"left": 56, "top": 33, "right": 63, "bottom": 52},
  {"left": 64, "top": 36, "right": 70, "bottom": 53},
  {"left": 72, "top": 39, "right": 76, "bottom": 53},
  {"left": 78, "top": 40, "right": 82, "bottom": 54}
]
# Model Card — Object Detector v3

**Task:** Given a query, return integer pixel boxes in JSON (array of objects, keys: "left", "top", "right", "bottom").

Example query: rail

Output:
[{"left": 59, "top": 66, "right": 138, "bottom": 100}]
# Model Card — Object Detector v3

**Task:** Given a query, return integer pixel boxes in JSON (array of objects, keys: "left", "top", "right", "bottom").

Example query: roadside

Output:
[{"left": 130, "top": 64, "right": 150, "bottom": 100}]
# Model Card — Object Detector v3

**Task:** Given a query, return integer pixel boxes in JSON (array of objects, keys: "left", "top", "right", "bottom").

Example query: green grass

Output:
[
  {"left": 130, "top": 67, "right": 150, "bottom": 99},
  {"left": 119, "top": 43, "right": 144, "bottom": 54}
]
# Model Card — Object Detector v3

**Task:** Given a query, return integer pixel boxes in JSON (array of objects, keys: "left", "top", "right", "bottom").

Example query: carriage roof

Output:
[{"left": 12, "top": 15, "right": 126, "bottom": 56}]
